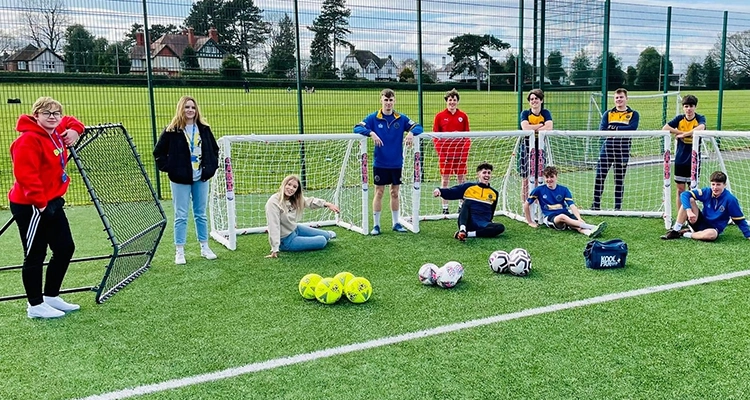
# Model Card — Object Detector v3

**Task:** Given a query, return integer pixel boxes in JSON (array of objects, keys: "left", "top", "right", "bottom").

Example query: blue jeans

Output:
[
  {"left": 171, "top": 180, "right": 209, "bottom": 245},
  {"left": 279, "top": 225, "right": 333, "bottom": 252}
]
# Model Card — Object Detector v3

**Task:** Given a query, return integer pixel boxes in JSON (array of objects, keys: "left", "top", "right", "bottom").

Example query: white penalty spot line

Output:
[{"left": 77, "top": 269, "right": 750, "bottom": 400}]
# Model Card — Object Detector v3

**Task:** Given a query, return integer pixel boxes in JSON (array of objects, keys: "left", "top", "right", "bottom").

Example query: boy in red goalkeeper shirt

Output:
[{"left": 433, "top": 88, "right": 471, "bottom": 214}]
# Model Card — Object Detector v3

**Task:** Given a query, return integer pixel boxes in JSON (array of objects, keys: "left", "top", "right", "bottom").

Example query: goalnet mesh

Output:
[
  {"left": 399, "top": 131, "right": 529, "bottom": 232},
  {"left": 541, "top": 130, "right": 672, "bottom": 227},
  {"left": 588, "top": 92, "right": 682, "bottom": 131},
  {"left": 209, "top": 134, "right": 369, "bottom": 250},
  {"left": 691, "top": 132, "right": 750, "bottom": 213}
]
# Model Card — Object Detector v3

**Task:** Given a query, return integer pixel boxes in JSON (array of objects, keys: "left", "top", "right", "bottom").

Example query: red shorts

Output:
[{"left": 434, "top": 138, "right": 471, "bottom": 176}]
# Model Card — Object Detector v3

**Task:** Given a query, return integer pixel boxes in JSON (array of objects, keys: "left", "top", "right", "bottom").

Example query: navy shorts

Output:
[
  {"left": 689, "top": 210, "right": 716, "bottom": 233},
  {"left": 674, "top": 163, "right": 691, "bottom": 184},
  {"left": 543, "top": 211, "right": 577, "bottom": 230},
  {"left": 373, "top": 167, "right": 402, "bottom": 186}
]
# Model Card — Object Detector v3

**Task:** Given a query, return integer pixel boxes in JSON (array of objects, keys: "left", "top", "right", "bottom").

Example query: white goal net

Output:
[
  {"left": 691, "top": 131, "right": 750, "bottom": 213},
  {"left": 540, "top": 130, "right": 673, "bottom": 228},
  {"left": 588, "top": 91, "right": 682, "bottom": 131},
  {"left": 209, "top": 134, "right": 369, "bottom": 250},
  {"left": 399, "top": 131, "right": 531, "bottom": 232}
]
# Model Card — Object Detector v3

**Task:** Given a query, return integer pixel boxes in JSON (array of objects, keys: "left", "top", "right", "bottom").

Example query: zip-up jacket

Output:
[
  {"left": 681, "top": 187, "right": 750, "bottom": 237},
  {"left": 354, "top": 110, "right": 423, "bottom": 168},
  {"left": 153, "top": 122, "right": 219, "bottom": 184},
  {"left": 8, "top": 114, "right": 85, "bottom": 209},
  {"left": 437, "top": 182, "right": 499, "bottom": 230}
]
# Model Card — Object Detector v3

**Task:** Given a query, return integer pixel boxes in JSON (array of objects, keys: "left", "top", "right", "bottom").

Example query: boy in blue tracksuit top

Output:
[
  {"left": 592, "top": 88, "right": 640, "bottom": 211},
  {"left": 524, "top": 166, "right": 607, "bottom": 238},
  {"left": 354, "top": 88, "right": 423, "bottom": 235},
  {"left": 433, "top": 163, "right": 505, "bottom": 241},
  {"left": 662, "top": 170, "right": 750, "bottom": 241}
]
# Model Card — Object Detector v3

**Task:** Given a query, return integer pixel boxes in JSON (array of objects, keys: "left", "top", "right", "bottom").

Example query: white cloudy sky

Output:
[{"left": 1, "top": 0, "right": 749, "bottom": 73}]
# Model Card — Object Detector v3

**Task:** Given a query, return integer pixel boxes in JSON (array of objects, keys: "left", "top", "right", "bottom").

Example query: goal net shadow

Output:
[{"left": 0, "top": 124, "right": 166, "bottom": 304}]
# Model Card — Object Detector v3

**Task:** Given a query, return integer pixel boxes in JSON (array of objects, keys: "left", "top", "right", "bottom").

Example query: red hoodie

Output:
[{"left": 8, "top": 114, "right": 85, "bottom": 209}]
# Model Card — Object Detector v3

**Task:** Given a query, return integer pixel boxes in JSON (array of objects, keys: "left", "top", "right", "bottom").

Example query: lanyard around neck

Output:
[{"left": 185, "top": 124, "right": 197, "bottom": 153}]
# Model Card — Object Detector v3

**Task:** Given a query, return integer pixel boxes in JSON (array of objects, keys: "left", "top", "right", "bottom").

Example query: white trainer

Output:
[
  {"left": 327, "top": 231, "right": 337, "bottom": 239},
  {"left": 27, "top": 302, "right": 65, "bottom": 319},
  {"left": 43, "top": 295, "right": 80, "bottom": 312},
  {"left": 175, "top": 251, "right": 186, "bottom": 265},
  {"left": 200, "top": 246, "right": 217, "bottom": 260}
]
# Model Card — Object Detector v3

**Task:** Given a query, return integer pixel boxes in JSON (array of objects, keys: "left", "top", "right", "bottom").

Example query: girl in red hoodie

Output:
[{"left": 8, "top": 97, "right": 84, "bottom": 319}]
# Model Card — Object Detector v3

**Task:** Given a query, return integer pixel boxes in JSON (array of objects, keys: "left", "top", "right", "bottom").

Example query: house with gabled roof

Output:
[
  {"left": 436, "top": 56, "right": 487, "bottom": 83},
  {"left": 340, "top": 45, "right": 398, "bottom": 81},
  {"left": 3, "top": 44, "right": 65, "bottom": 73},
  {"left": 129, "top": 27, "right": 225, "bottom": 75}
]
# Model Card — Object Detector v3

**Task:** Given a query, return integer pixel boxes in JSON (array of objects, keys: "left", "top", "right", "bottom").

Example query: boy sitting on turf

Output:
[
  {"left": 433, "top": 162, "right": 505, "bottom": 241},
  {"left": 661, "top": 170, "right": 750, "bottom": 241},
  {"left": 524, "top": 166, "right": 607, "bottom": 238}
]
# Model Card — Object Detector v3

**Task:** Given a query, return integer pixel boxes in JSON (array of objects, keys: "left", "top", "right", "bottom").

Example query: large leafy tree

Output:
[
  {"left": 593, "top": 51, "right": 625, "bottom": 90},
  {"left": 185, "top": 0, "right": 270, "bottom": 71},
  {"left": 102, "top": 42, "right": 130, "bottom": 74},
  {"left": 264, "top": 13, "right": 296, "bottom": 78},
  {"left": 447, "top": 33, "right": 510, "bottom": 90},
  {"left": 703, "top": 54, "right": 720, "bottom": 90},
  {"left": 184, "top": 0, "right": 226, "bottom": 37},
  {"left": 63, "top": 24, "right": 96, "bottom": 72},
  {"left": 224, "top": 0, "right": 270, "bottom": 71},
  {"left": 22, "top": 0, "right": 68, "bottom": 52},
  {"left": 307, "top": 0, "right": 351, "bottom": 79},
  {"left": 625, "top": 65, "right": 637, "bottom": 87},
  {"left": 713, "top": 29, "right": 750, "bottom": 85},
  {"left": 635, "top": 46, "right": 673, "bottom": 90},
  {"left": 307, "top": 25, "right": 335, "bottom": 79},
  {"left": 684, "top": 61, "right": 703, "bottom": 87},
  {"left": 546, "top": 50, "right": 566, "bottom": 85},
  {"left": 570, "top": 50, "right": 592, "bottom": 87}
]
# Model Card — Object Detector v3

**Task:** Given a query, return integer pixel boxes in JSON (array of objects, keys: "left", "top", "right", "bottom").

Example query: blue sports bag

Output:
[{"left": 584, "top": 239, "right": 628, "bottom": 269}]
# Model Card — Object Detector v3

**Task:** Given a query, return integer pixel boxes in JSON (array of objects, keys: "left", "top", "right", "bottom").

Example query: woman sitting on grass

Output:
[{"left": 265, "top": 175, "right": 340, "bottom": 258}]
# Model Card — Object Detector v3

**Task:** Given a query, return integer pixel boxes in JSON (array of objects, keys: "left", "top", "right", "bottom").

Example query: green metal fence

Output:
[{"left": 1, "top": 0, "right": 749, "bottom": 207}]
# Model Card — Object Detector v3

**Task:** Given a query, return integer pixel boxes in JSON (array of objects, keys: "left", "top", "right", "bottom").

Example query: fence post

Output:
[{"left": 717, "top": 11, "right": 728, "bottom": 130}]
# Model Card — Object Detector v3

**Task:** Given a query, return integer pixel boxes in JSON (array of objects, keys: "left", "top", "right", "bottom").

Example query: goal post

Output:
[
  {"left": 691, "top": 131, "right": 750, "bottom": 208},
  {"left": 399, "top": 131, "right": 531, "bottom": 232},
  {"left": 541, "top": 130, "right": 673, "bottom": 228},
  {"left": 209, "top": 134, "right": 369, "bottom": 250}
]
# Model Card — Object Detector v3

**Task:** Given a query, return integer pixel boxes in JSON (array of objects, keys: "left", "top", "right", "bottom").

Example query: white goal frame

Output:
[
  {"left": 399, "top": 130, "right": 532, "bottom": 232},
  {"left": 209, "top": 134, "right": 369, "bottom": 250},
  {"left": 691, "top": 131, "right": 750, "bottom": 193},
  {"left": 540, "top": 130, "right": 673, "bottom": 229}
]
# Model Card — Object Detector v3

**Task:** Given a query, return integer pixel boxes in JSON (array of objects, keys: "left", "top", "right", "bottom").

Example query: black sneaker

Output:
[
  {"left": 454, "top": 230, "right": 467, "bottom": 242},
  {"left": 590, "top": 204, "right": 600, "bottom": 211},
  {"left": 442, "top": 208, "right": 450, "bottom": 215},
  {"left": 661, "top": 229, "right": 681, "bottom": 240}
]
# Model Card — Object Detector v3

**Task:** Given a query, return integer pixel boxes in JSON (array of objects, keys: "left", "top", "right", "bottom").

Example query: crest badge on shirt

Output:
[
  {"left": 458, "top": 117, "right": 463, "bottom": 122},
  {"left": 378, "top": 123, "right": 383, "bottom": 128},
  {"left": 394, "top": 122, "right": 400, "bottom": 129}
]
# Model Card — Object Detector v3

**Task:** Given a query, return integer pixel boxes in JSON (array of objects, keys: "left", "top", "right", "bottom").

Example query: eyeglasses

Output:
[{"left": 40, "top": 111, "right": 62, "bottom": 118}]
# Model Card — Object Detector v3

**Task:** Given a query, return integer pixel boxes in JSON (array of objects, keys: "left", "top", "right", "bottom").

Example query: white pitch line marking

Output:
[{"left": 77, "top": 269, "right": 750, "bottom": 400}]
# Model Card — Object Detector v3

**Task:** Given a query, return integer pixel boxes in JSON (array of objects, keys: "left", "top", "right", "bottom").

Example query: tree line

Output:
[{"left": 2, "top": 0, "right": 749, "bottom": 89}]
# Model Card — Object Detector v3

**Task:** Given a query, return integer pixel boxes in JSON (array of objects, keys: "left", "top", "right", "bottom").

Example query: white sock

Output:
[
  {"left": 683, "top": 232, "right": 692, "bottom": 239},
  {"left": 581, "top": 223, "right": 595, "bottom": 230},
  {"left": 392, "top": 210, "right": 399, "bottom": 225},
  {"left": 673, "top": 222, "right": 683, "bottom": 231},
  {"left": 373, "top": 212, "right": 381, "bottom": 227},
  {"left": 442, "top": 205, "right": 449, "bottom": 210},
  {"left": 176, "top": 245, "right": 184, "bottom": 254},
  {"left": 468, "top": 231, "right": 476, "bottom": 238},
  {"left": 200, "top": 241, "right": 210, "bottom": 249}
]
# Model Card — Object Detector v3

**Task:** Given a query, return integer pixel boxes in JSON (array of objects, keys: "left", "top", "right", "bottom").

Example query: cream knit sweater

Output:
[{"left": 265, "top": 192, "right": 327, "bottom": 252}]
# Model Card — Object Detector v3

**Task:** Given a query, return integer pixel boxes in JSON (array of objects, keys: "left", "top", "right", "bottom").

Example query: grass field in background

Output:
[
  {"left": 2, "top": 200, "right": 750, "bottom": 399},
  {"left": 1, "top": 84, "right": 749, "bottom": 208}
]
